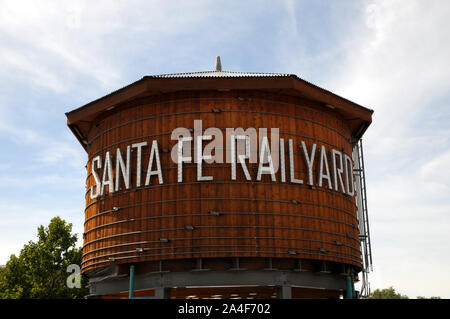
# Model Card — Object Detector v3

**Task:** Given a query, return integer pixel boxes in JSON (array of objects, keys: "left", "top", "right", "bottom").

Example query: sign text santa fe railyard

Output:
[{"left": 89, "top": 120, "right": 355, "bottom": 199}]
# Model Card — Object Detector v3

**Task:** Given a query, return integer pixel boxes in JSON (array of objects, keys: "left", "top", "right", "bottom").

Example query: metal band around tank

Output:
[
  {"left": 82, "top": 224, "right": 360, "bottom": 249},
  {"left": 83, "top": 211, "right": 358, "bottom": 234},
  {"left": 82, "top": 249, "right": 361, "bottom": 271},
  {"left": 82, "top": 235, "right": 361, "bottom": 259},
  {"left": 84, "top": 196, "right": 358, "bottom": 220},
  {"left": 81, "top": 243, "right": 362, "bottom": 266}
]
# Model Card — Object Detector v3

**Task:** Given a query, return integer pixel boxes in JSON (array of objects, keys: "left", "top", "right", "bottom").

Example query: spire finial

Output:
[{"left": 215, "top": 56, "right": 222, "bottom": 72}]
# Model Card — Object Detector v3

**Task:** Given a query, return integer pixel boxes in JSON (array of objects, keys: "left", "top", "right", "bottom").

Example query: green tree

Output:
[
  {"left": 0, "top": 217, "right": 89, "bottom": 299},
  {"left": 366, "top": 286, "right": 409, "bottom": 299}
]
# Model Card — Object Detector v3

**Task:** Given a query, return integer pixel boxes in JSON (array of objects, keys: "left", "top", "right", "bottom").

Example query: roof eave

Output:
[
  {"left": 66, "top": 75, "right": 373, "bottom": 149},
  {"left": 66, "top": 77, "right": 148, "bottom": 125}
]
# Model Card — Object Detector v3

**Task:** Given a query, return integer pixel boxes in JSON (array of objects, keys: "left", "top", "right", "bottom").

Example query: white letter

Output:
[
  {"left": 332, "top": 149, "right": 346, "bottom": 193},
  {"left": 231, "top": 135, "right": 251, "bottom": 180},
  {"left": 280, "top": 138, "right": 286, "bottom": 182},
  {"left": 101, "top": 151, "right": 114, "bottom": 195},
  {"left": 145, "top": 140, "right": 164, "bottom": 185},
  {"left": 318, "top": 146, "right": 332, "bottom": 189},
  {"left": 226, "top": 128, "right": 257, "bottom": 164},
  {"left": 115, "top": 146, "right": 131, "bottom": 191},
  {"left": 288, "top": 139, "right": 303, "bottom": 184},
  {"left": 171, "top": 127, "right": 191, "bottom": 164},
  {"left": 178, "top": 136, "right": 192, "bottom": 182},
  {"left": 90, "top": 156, "right": 102, "bottom": 199},
  {"left": 132, "top": 142, "right": 147, "bottom": 187},
  {"left": 259, "top": 128, "right": 280, "bottom": 173},
  {"left": 344, "top": 153, "right": 355, "bottom": 196},
  {"left": 257, "top": 136, "right": 276, "bottom": 181},
  {"left": 197, "top": 135, "right": 213, "bottom": 181},
  {"left": 301, "top": 141, "right": 316, "bottom": 186}
]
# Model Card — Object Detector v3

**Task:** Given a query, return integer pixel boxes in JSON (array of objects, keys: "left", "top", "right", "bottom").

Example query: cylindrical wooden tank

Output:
[{"left": 67, "top": 71, "right": 373, "bottom": 299}]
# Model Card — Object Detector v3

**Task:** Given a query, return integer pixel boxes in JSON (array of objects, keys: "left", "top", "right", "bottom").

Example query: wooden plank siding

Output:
[{"left": 81, "top": 91, "right": 361, "bottom": 273}]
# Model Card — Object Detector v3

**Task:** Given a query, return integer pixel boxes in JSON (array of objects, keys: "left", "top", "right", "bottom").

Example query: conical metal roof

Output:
[{"left": 150, "top": 70, "right": 293, "bottom": 78}]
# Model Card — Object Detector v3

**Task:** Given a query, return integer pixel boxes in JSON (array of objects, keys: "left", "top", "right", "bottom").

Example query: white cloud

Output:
[
  {"left": 0, "top": 0, "right": 215, "bottom": 93},
  {"left": 0, "top": 201, "right": 84, "bottom": 263},
  {"left": 0, "top": 174, "right": 83, "bottom": 190},
  {"left": 0, "top": 47, "right": 66, "bottom": 92},
  {"left": 326, "top": 0, "right": 450, "bottom": 298},
  {"left": 37, "top": 140, "right": 86, "bottom": 169},
  {"left": 283, "top": 0, "right": 298, "bottom": 36},
  {"left": 329, "top": 0, "right": 450, "bottom": 138},
  {"left": 0, "top": 0, "right": 124, "bottom": 91},
  {"left": 420, "top": 149, "right": 450, "bottom": 185}
]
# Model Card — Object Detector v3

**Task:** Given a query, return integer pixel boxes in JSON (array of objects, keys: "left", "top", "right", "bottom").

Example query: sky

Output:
[{"left": 0, "top": 0, "right": 449, "bottom": 298}]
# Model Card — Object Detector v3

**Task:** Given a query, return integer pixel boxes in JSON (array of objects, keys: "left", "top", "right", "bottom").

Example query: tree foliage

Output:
[
  {"left": 366, "top": 286, "right": 442, "bottom": 299},
  {"left": 0, "top": 217, "right": 88, "bottom": 299},
  {"left": 366, "top": 286, "right": 409, "bottom": 299}
]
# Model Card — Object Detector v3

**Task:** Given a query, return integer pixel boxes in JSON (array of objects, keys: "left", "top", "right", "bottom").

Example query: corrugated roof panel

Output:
[{"left": 149, "top": 70, "right": 293, "bottom": 78}]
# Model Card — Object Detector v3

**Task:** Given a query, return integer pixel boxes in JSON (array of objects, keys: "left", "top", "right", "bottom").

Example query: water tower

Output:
[{"left": 66, "top": 58, "right": 373, "bottom": 299}]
